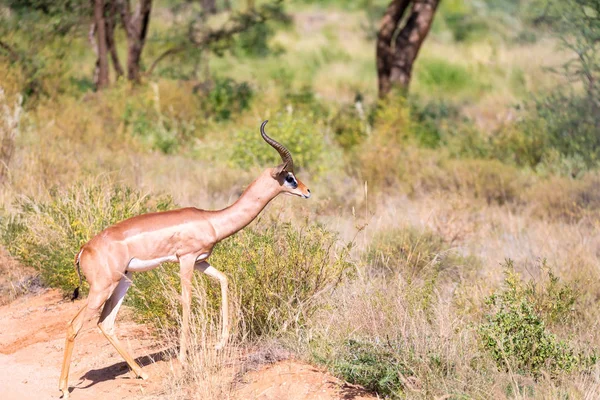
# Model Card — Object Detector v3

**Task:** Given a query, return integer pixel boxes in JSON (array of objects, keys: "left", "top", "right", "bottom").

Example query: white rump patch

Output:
[{"left": 127, "top": 255, "right": 178, "bottom": 272}]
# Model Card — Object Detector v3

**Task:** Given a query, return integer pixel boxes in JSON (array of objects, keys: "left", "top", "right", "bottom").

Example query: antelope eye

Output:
[{"left": 285, "top": 175, "right": 294, "bottom": 183}]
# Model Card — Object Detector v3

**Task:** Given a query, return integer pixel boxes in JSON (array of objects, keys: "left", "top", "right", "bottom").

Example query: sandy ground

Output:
[{"left": 0, "top": 289, "right": 373, "bottom": 400}]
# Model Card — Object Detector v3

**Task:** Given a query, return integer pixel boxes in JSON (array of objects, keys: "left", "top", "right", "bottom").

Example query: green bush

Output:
[
  {"left": 317, "top": 339, "right": 407, "bottom": 398},
  {"left": 313, "top": 334, "right": 457, "bottom": 399},
  {"left": 197, "top": 77, "right": 253, "bottom": 121},
  {"left": 0, "top": 180, "right": 173, "bottom": 294},
  {"left": 409, "top": 98, "right": 463, "bottom": 149},
  {"left": 330, "top": 99, "right": 369, "bottom": 150},
  {"left": 478, "top": 261, "right": 595, "bottom": 378},
  {"left": 529, "top": 92, "right": 600, "bottom": 169},
  {"left": 121, "top": 83, "right": 198, "bottom": 154}
]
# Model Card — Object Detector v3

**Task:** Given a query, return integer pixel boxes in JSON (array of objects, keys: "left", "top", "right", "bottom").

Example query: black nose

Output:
[{"left": 307, "top": 189, "right": 311, "bottom": 193}]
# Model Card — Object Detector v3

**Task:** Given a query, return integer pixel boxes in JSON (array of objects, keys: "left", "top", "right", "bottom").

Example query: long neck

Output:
[{"left": 209, "top": 173, "right": 280, "bottom": 242}]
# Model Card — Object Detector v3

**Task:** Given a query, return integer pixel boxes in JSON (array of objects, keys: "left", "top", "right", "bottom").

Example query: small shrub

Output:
[
  {"left": 233, "top": 21, "right": 279, "bottom": 58},
  {"left": 209, "top": 221, "right": 352, "bottom": 337},
  {"left": 511, "top": 91, "right": 600, "bottom": 171},
  {"left": 0, "top": 180, "right": 173, "bottom": 294},
  {"left": 196, "top": 77, "right": 253, "bottom": 121},
  {"left": 492, "top": 117, "right": 549, "bottom": 168},
  {"left": 356, "top": 97, "right": 411, "bottom": 189},
  {"left": 478, "top": 261, "right": 595, "bottom": 378},
  {"left": 409, "top": 98, "right": 462, "bottom": 149},
  {"left": 330, "top": 98, "right": 369, "bottom": 150},
  {"left": 319, "top": 339, "right": 406, "bottom": 397},
  {"left": 122, "top": 83, "right": 198, "bottom": 154}
]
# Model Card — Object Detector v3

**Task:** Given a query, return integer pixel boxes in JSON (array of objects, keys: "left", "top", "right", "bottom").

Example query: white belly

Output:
[
  {"left": 127, "top": 255, "right": 178, "bottom": 272},
  {"left": 126, "top": 252, "right": 211, "bottom": 272}
]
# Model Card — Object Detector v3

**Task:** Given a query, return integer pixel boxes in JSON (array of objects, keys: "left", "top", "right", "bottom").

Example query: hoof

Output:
[{"left": 60, "top": 389, "right": 69, "bottom": 399}]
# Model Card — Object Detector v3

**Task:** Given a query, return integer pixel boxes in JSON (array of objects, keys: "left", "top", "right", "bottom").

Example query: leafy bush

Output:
[
  {"left": 318, "top": 339, "right": 407, "bottom": 398},
  {"left": 478, "top": 261, "right": 595, "bottom": 378},
  {"left": 130, "top": 221, "right": 353, "bottom": 337},
  {"left": 196, "top": 77, "right": 253, "bottom": 121},
  {"left": 330, "top": 98, "right": 369, "bottom": 150},
  {"left": 529, "top": 92, "right": 600, "bottom": 169},
  {"left": 233, "top": 21, "right": 283, "bottom": 58},
  {"left": 0, "top": 180, "right": 173, "bottom": 294},
  {"left": 122, "top": 83, "right": 198, "bottom": 153},
  {"left": 409, "top": 97, "right": 467, "bottom": 149}
]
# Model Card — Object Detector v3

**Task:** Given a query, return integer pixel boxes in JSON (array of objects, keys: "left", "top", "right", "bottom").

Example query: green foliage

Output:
[
  {"left": 409, "top": 98, "right": 463, "bottom": 149},
  {"left": 195, "top": 0, "right": 290, "bottom": 59},
  {"left": 121, "top": 83, "right": 199, "bottom": 154},
  {"left": 438, "top": 0, "right": 492, "bottom": 42},
  {"left": 233, "top": 20, "right": 283, "bottom": 58},
  {"left": 541, "top": 0, "right": 600, "bottom": 100},
  {"left": 435, "top": 0, "right": 532, "bottom": 44},
  {"left": 330, "top": 98, "right": 369, "bottom": 150},
  {"left": 0, "top": 0, "right": 89, "bottom": 100},
  {"left": 0, "top": 180, "right": 173, "bottom": 295},
  {"left": 318, "top": 339, "right": 406, "bottom": 398},
  {"left": 478, "top": 261, "right": 595, "bottom": 378},
  {"left": 230, "top": 112, "right": 328, "bottom": 173},
  {"left": 416, "top": 58, "right": 490, "bottom": 98},
  {"left": 211, "top": 221, "right": 352, "bottom": 336},
  {"left": 197, "top": 77, "right": 253, "bottom": 121},
  {"left": 313, "top": 334, "right": 458, "bottom": 399},
  {"left": 529, "top": 92, "right": 600, "bottom": 169},
  {"left": 130, "top": 221, "right": 352, "bottom": 337}
]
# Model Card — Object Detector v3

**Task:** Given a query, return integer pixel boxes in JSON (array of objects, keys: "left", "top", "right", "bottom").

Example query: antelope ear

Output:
[{"left": 271, "top": 162, "right": 288, "bottom": 178}]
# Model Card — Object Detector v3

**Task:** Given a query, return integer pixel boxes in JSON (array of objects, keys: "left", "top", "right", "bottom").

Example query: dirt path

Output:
[
  {"left": 0, "top": 290, "right": 169, "bottom": 400},
  {"left": 0, "top": 290, "right": 373, "bottom": 400}
]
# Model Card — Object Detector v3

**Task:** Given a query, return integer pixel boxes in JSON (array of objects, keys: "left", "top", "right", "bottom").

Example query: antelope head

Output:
[{"left": 261, "top": 120, "right": 311, "bottom": 199}]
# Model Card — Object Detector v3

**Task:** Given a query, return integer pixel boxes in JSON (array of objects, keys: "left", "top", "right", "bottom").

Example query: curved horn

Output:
[{"left": 260, "top": 120, "right": 294, "bottom": 172}]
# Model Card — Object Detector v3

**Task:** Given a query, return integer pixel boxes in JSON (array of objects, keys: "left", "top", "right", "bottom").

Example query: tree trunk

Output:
[
  {"left": 94, "top": 0, "right": 110, "bottom": 89},
  {"left": 118, "top": 0, "right": 153, "bottom": 83},
  {"left": 376, "top": 0, "right": 439, "bottom": 98},
  {"left": 106, "top": 0, "right": 124, "bottom": 78}
]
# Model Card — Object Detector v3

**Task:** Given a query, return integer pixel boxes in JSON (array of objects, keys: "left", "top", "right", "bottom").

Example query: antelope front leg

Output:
[
  {"left": 195, "top": 261, "right": 229, "bottom": 350},
  {"left": 179, "top": 256, "right": 195, "bottom": 362}
]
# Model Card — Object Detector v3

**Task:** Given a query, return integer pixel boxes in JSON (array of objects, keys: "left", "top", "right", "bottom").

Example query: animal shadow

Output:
[{"left": 76, "top": 348, "right": 174, "bottom": 389}]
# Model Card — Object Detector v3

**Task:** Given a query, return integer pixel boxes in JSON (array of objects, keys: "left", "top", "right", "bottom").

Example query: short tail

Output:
[{"left": 71, "top": 249, "right": 83, "bottom": 301}]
